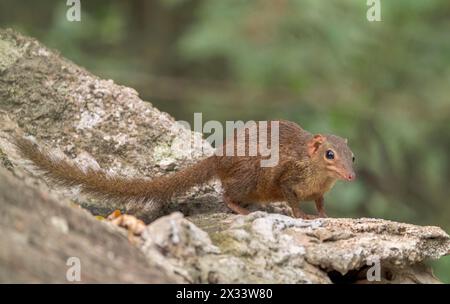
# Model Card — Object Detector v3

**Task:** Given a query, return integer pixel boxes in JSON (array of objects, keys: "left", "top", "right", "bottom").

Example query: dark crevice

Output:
[
  {"left": 326, "top": 265, "right": 395, "bottom": 284},
  {"left": 327, "top": 269, "right": 366, "bottom": 284}
]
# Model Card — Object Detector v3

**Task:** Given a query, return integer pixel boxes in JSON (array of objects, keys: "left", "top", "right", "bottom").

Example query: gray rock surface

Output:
[
  {"left": 0, "top": 166, "right": 179, "bottom": 283},
  {"left": 141, "top": 212, "right": 448, "bottom": 283},
  {"left": 0, "top": 28, "right": 449, "bottom": 283}
]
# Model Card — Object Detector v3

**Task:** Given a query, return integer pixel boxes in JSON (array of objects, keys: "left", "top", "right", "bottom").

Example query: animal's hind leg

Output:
[
  {"left": 221, "top": 174, "right": 256, "bottom": 215},
  {"left": 221, "top": 179, "right": 252, "bottom": 215},
  {"left": 223, "top": 194, "right": 250, "bottom": 215}
]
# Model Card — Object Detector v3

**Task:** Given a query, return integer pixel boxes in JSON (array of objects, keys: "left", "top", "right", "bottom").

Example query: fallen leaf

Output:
[
  {"left": 106, "top": 210, "right": 146, "bottom": 236},
  {"left": 95, "top": 215, "right": 105, "bottom": 221},
  {"left": 107, "top": 209, "right": 122, "bottom": 220}
]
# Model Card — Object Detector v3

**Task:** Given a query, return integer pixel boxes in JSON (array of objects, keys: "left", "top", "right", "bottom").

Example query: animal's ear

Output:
[
  {"left": 307, "top": 134, "right": 326, "bottom": 156},
  {"left": 344, "top": 138, "right": 348, "bottom": 144}
]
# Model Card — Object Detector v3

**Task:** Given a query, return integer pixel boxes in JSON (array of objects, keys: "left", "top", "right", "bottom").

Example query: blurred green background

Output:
[{"left": 1, "top": 0, "right": 449, "bottom": 282}]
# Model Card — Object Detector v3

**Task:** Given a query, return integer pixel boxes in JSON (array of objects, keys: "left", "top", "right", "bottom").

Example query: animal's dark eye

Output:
[
  {"left": 325, "top": 150, "right": 335, "bottom": 160},
  {"left": 352, "top": 156, "right": 355, "bottom": 163}
]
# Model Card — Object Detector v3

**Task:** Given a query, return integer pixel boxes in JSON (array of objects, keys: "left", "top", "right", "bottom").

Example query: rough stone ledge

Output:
[{"left": 140, "top": 212, "right": 450, "bottom": 284}]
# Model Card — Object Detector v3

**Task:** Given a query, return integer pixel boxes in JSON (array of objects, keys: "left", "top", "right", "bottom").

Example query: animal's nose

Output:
[{"left": 347, "top": 172, "right": 356, "bottom": 181}]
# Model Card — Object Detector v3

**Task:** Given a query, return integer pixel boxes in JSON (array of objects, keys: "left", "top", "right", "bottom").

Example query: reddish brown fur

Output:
[
  {"left": 14, "top": 120, "right": 355, "bottom": 219},
  {"left": 14, "top": 137, "right": 217, "bottom": 204}
]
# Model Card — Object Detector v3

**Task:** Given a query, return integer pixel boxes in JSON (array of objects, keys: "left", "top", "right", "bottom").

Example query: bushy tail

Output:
[{"left": 14, "top": 137, "right": 217, "bottom": 204}]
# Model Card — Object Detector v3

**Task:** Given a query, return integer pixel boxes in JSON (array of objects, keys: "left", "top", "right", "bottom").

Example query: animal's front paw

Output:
[{"left": 293, "top": 211, "right": 318, "bottom": 220}]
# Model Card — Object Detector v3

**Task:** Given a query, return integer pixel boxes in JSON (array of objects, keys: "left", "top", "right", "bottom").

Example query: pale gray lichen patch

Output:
[{"left": 0, "top": 39, "right": 23, "bottom": 72}]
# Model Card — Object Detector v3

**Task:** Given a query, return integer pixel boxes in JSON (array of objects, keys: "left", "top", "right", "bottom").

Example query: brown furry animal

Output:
[{"left": 14, "top": 120, "right": 355, "bottom": 219}]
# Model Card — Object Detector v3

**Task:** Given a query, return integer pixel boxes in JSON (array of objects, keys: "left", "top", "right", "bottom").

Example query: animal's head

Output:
[{"left": 307, "top": 134, "right": 356, "bottom": 181}]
